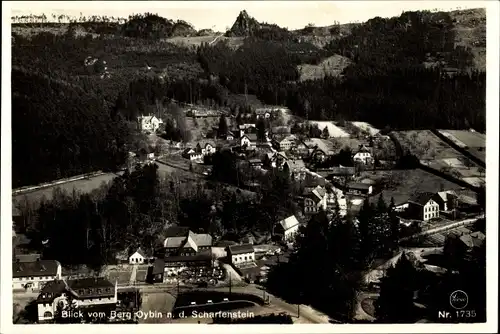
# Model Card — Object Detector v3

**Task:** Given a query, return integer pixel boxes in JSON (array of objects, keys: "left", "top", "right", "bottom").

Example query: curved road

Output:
[{"left": 119, "top": 283, "right": 332, "bottom": 324}]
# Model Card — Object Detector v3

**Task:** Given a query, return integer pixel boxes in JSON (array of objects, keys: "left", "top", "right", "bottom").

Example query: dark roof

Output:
[
  {"left": 68, "top": 277, "right": 114, "bottom": 290},
  {"left": 152, "top": 259, "right": 165, "bottom": 275},
  {"left": 408, "top": 192, "right": 436, "bottom": 206},
  {"left": 347, "top": 182, "right": 372, "bottom": 190},
  {"left": 164, "top": 253, "right": 212, "bottom": 263},
  {"left": 67, "top": 278, "right": 115, "bottom": 299},
  {"left": 228, "top": 244, "right": 255, "bottom": 255},
  {"left": 36, "top": 280, "right": 67, "bottom": 303},
  {"left": 243, "top": 133, "right": 258, "bottom": 141},
  {"left": 13, "top": 260, "right": 60, "bottom": 278},
  {"left": 15, "top": 253, "right": 41, "bottom": 263},
  {"left": 164, "top": 226, "right": 190, "bottom": 238}
]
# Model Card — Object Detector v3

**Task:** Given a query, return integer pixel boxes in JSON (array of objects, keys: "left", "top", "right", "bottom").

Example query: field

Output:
[
  {"left": 437, "top": 129, "right": 486, "bottom": 164},
  {"left": 140, "top": 292, "right": 177, "bottom": 323},
  {"left": 360, "top": 169, "right": 464, "bottom": 206},
  {"left": 350, "top": 122, "right": 381, "bottom": 136},
  {"left": 308, "top": 121, "right": 350, "bottom": 138},
  {"left": 391, "top": 130, "right": 463, "bottom": 161},
  {"left": 105, "top": 268, "right": 134, "bottom": 285},
  {"left": 438, "top": 130, "right": 485, "bottom": 148},
  {"left": 185, "top": 116, "right": 232, "bottom": 142},
  {"left": 166, "top": 35, "right": 246, "bottom": 50},
  {"left": 297, "top": 54, "right": 352, "bottom": 81},
  {"left": 13, "top": 173, "right": 118, "bottom": 206}
]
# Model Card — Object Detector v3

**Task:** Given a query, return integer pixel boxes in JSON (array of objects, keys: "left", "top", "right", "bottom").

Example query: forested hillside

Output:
[
  {"left": 12, "top": 68, "right": 130, "bottom": 188},
  {"left": 11, "top": 8, "right": 486, "bottom": 187}
]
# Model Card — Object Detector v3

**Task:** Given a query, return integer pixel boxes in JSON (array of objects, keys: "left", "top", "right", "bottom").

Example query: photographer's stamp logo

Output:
[{"left": 449, "top": 290, "right": 468, "bottom": 309}]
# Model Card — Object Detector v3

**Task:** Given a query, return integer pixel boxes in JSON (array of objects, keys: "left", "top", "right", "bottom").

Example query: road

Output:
[{"left": 399, "top": 215, "right": 483, "bottom": 242}]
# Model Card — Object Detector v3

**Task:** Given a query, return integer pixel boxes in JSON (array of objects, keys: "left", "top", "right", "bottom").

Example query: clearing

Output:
[
  {"left": 360, "top": 169, "right": 464, "bottom": 206},
  {"left": 308, "top": 121, "right": 350, "bottom": 138},
  {"left": 391, "top": 130, "right": 462, "bottom": 161},
  {"left": 297, "top": 54, "right": 352, "bottom": 81},
  {"left": 13, "top": 173, "right": 117, "bottom": 206},
  {"left": 166, "top": 35, "right": 246, "bottom": 50},
  {"left": 350, "top": 122, "right": 381, "bottom": 136}
]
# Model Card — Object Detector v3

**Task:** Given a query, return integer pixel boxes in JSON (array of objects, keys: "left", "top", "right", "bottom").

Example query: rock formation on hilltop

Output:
[{"left": 226, "top": 10, "right": 261, "bottom": 36}]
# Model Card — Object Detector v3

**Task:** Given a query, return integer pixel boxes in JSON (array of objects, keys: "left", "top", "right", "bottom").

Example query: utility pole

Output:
[
  {"left": 297, "top": 304, "right": 300, "bottom": 318},
  {"left": 229, "top": 272, "right": 232, "bottom": 295}
]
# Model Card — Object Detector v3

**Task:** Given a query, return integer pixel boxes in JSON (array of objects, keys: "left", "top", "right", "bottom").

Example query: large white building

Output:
[
  {"left": 137, "top": 115, "right": 163, "bottom": 133},
  {"left": 274, "top": 215, "right": 301, "bottom": 242},
  {"left": 36, "top": 278, "right": 118, "bottom": 323},
  {"left": 227, "top": 244, "right": 255, "bottom": 268},
  {"left": 13, "top": 257, "right": 62, "bottom": 291}
]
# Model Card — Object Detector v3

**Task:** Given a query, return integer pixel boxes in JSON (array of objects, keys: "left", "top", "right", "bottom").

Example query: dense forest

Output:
[
  {"left": 12, "top": 68, "right": 130, "bottom": 188},
  {"left": 12, "top": 9, "right": 485, "bottom": 188}
]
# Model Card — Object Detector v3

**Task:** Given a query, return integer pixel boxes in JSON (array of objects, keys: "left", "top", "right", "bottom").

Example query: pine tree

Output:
[
  {"left": 375, "top": 253, "right": 418, "bottom": 323},
  {"left": 218, "top": 114, "right": 228, "bottom": 136},
  {"left": 376, "top": 193, "right": 387, "bottom": 213}
]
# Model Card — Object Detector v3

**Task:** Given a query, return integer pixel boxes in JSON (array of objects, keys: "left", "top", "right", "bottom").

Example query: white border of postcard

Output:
[{"left": 2, "top": 1, "right": 498, "bottom": 333}]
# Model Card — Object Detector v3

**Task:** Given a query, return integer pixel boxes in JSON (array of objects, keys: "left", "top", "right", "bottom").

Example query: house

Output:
[
  {"left": 129, "top": 247, "right": 152, "bottom": 265},
  {"left": 459, "top": 231, "right": 485, "bottom": 250},
  {"left": 36, "top": 277, "right": 117, "bottom": 322},
  {"left": 353, "top": 146, "right": 373, "bottom": 164},
  {"left": 182, "top": 147, "right": 203, "bottom": 161},
  {"left": 408, "top": 192, "right": 440, "bottom": 221},
  {"left": 284, "top": 159, "right": 307, "bottom": 180},
  {"left": 239, "top": 124, "right": 256, "bottom": 137},
  {"left": 272, "top": 134, "right": 296, "bottom": 151},
  {"left": 227, "top": 244, "right": 255, "bottom": 268},
  {"left": 309, "top": 139, "right": 335, "bottom": 161},
  {"left": 325, "top": 187, "right": 348, "bottom": 216},
  {"left": 241, "top": 133, "right": 258, "bottom": 148},
  {"left": 346, "top": 182, "right": 373, "bottom": 196},
  {"left": 138, "top": 147, "right": 155, "bottom": 161},
  {"left": 274, "top": 215, "right": 301, "bottom": 242},
  {"left": 255, "top": 108, "right": 272, "bottom": 119},
  {"left": 436, "top": 190, "right": 459, "bottom": 212},
  {"left": 137, "top": 115, "right": 163, "bottom": 133},
  {"left": 187, "top": 108, "right": 221, "bottom": 118},
  {"left": 303, "top": 185, "right": 328, "bottom": 214},
  {"left": 147, "top": 259, "right": 165, "bottom": 283},
  {"left": 196, "top": 141, "right": 217, "bottom": 156},
  {"left": 163, "top": 231, "right": 213, "bottom": 257},
  {"left": 265, "top": 151, "right": 288, "bottom": 169},
  {"left": 13, "top": 259, "right": 62, "bottom": 291},
  {"left": 225, "top": 131, "right": 235, "bottom": 141},
  {"left": 164, "top": 253, "right": 213, "bottom": 276},
  {"left": 318, "top": 166, "right": 356, "bottom": 179}
]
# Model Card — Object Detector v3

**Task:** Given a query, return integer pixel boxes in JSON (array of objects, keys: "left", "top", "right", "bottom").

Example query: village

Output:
[{"left": 12, "top": 102, "right": 486, "bottom": 324}]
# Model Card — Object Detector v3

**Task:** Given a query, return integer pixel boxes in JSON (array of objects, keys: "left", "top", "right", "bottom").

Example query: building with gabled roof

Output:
[
  {"left": 13, "top": 259, "right": 62, "bottom": 291},
  {"left": 273, "top": 215, "right": 301, "bottom": 242},
  {"left": 459, "top": 231, "right": 485, "bottom": 249},
  {"left": 137, "top": 115, "right": 163, "bottom": 133},
  {"left": 408, "top": 192, "right": 440, "bottom": 222},
  {"left": 302, "top": 185, "right": 328, "bottom": 215},
  {"left": 36, "top": 277, "right": 117, "bottom": 322},
  {"left": 227, "top": 244, "right": 256, "bottom": 268}
]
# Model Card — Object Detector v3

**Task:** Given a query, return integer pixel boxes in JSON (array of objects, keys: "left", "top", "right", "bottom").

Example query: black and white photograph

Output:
[{"left": 1, "top": 1, "right": 498, "bottom": 332}]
